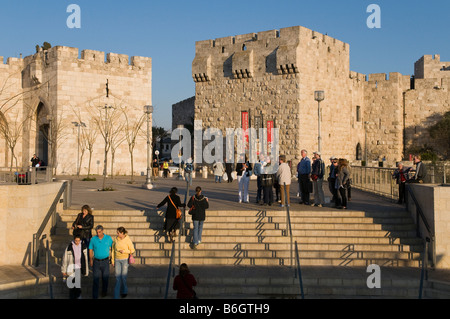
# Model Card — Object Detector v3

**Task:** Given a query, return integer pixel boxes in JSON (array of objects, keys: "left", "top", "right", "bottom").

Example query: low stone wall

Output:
[
  {"left": 0, "top": 182, "right": 64, "bottom": 266},
  {"left": 407, "top": 184, "right": 450, "bottom": 269}
]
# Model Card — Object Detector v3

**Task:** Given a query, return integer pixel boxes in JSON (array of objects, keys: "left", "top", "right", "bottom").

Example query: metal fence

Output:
[
  {"left": 0, "top": 166, "right": 53, "bottom": 185},
  {"left": 351, "top": 162, "right": 450, "bottom": 200}
]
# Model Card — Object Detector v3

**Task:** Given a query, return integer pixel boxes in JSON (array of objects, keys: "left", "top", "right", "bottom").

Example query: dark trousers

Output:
[
  {"left": 299, "top": 174, "right": 310, "bottom": 204},
  {"left": 338, "top": 187, "right": 347, "bottom": 208},
  {"left": 93, "top": 259, "right": 110, "bottom": 299},
  {"left": 69, "top": 288, "right": 82, "bottom": 299},
  {"left": 256, "top": 176, "right": 263, "bottom": 202},
  {"left": 328, "top": 178, "right": 337, "bottom": 203},
  {"left": 398, "top": 182, "right": 406, "bottom": 203},
  {"left": 226, "top": 171, "right": 233, "bottom": 183},
  {"left": 263, "top": 186, "right": 273, "bottom": 204}
]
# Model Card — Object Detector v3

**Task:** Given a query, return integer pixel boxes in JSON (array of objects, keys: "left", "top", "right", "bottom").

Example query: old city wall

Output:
[
  {"left": 193, "top": 27, "right": 303, "bottom": 163},
  {"left": 0, "top": 57, "right": 25, "bottom": 168},
  {"left": 404, "top": 77, "right": 450, "bottom": 158},
  {"left": 193, "top": 26, "right": 368, "bottom": 167},
  {"left": 363, "top": 72, "right": 411, "bottom": 164}
]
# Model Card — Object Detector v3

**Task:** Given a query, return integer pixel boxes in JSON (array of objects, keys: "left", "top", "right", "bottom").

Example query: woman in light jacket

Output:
[
  {"left": 61, "top": 234, "right": 89, "bottom": 299},
  {"left": 112, "top": 227, "right": 136, "bottom": 299},
  {"left": 336, "top": 158, "right": 350, "bottom": 209}
]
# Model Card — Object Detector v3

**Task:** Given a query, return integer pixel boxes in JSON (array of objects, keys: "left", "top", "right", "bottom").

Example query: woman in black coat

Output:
[
  {"left": 187, "top": 186, "right": 209, "bottom": 249},
  {"left": 157, "top": 187, "right": 185, "bottom": 243},
  {"left": 72, "top": 205, "right": 94, "bottom": 249}
]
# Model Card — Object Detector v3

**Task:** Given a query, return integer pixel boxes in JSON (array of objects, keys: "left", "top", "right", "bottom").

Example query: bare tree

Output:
[{"left": 121, "top": 106, "right": 146, "bottom": 183}]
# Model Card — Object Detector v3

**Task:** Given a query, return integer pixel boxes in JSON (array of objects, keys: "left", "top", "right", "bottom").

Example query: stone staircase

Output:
[
  {"left": 4, "top": 205, "right": 449, "bottom": 299},
  {"left": 53, "top": 208, "right": 423, "bottom": 268},
  {"left": 16, "top": 206, "right": 428, "bottom": 299}
]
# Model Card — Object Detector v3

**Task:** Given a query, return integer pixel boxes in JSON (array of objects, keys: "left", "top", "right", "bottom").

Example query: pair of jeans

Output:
[
  {"left": 313, "top": 178, "right": 325, "bottom": 205},
  {"left": 185, "top": 173, "right": 192, "bottom": 186},
  {"left": 215, "top": 175, "right": 222, "bottom": 183},
  {"left": 238, "top": 175, "right": 250, "bottom": 202},
  {"left": 114, "top": 259, "right": 129, "bottom": 299},
  {"left": 92, "top": 259, "right": 110, "bottom": 299},
  {"left": 193, "top": 220, "right": 204, "bottom": 245}
]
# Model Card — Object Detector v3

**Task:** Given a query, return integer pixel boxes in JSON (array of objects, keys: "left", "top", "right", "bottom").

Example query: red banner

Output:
[
  {"left": 242, "top": 111, "right": 249, "bottom": 150},
  {"left": 267, "top": 120, "right": 274, "bottom": 143}
]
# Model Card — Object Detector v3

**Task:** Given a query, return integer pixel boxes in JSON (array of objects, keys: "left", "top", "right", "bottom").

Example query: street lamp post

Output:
[
  {"left": 314, "top": 91, "right": 325, "bottom": 153},
  {"left": 143, "top": 105, "right": 154, "bottom": 189},
  {"left": 177, "top": 125, "right": 184, "bottom": 180},
  {"left": 72, "top": 121, "right": 86, "bottom": 176}
]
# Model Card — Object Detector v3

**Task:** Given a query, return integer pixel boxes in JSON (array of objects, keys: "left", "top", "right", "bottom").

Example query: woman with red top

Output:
[{"left": 173, "top": 263, "right": 197, "bottom": 299}]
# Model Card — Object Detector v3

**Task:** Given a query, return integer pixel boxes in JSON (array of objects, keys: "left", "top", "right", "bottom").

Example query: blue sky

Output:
[{"left": 1, "top": 0, "right": 449, "bottom": 130}]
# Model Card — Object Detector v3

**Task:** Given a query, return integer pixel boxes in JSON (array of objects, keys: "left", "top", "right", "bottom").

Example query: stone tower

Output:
[{"left": 0, "top": 46, "right": 152, "bottom": 175}]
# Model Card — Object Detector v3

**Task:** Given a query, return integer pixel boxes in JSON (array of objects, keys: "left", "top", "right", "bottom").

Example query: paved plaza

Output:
[{"left": 65, "top": 173, "right": 402, "bottom": 214}]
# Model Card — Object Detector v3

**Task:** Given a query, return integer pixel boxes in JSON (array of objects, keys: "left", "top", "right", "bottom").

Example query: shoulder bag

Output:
[{"left": 169, "top": 195, "right": 182, "bottom": 220}]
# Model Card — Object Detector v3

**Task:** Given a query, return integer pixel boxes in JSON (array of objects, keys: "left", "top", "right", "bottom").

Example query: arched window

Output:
[
  {"left": 356, "top": 143, "right": 362, "bottom": 161},
  {"left": 242, "top": 44, "right": 247, "bottom": 51}
]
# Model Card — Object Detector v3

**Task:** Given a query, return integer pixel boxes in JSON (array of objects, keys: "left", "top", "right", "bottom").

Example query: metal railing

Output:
[
  {"left": 283, "top": 183, "right": 305, "bottom": 299},
  {"left": 164, "top": 241, "right": 176, "bottom": 299},
  {"left": 0, "top": 166, "right": 53, "bottom": 185},
  {"left": 351, "top": 163, "right": 450, "bottom": 201},
  {"left": 32, "top": 181, "right": 71, "bottom": 269},
  {"left": 351, "top": 166, "right": 398, "bottom": 200}
]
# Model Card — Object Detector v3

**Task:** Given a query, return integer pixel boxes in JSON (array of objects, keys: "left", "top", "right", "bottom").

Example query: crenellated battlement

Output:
[
  {"left": 1, "top": 45, "right": 152, "bottom": 70},
  {"left": 193, "top": 25, "right": 349, "bottom": 82}
]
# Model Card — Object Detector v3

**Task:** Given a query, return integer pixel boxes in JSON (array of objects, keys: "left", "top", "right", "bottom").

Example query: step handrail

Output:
[
  {"left": 294, "top": 241, "right": 305, "bottom": 299},
  {"left": 283, "top": 183, "right": 293, "bottom": 267},
  {"left": 406, "top": 184, "right": 436, "bottom": 268},
  {"left": 164, "top": 241, "right": 176, "bottom": 299},
  {"left": 283, "top": 184, "right": 305, "bottom": 299},
  {"left": 32, "top": 181, "right": 70, "bottom": 268}
]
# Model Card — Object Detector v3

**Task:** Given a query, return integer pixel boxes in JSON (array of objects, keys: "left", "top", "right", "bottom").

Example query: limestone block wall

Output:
[
  {"left": 172, "top": 96, "right": 195, "bottom": 131},
  {"left": 363, "top": 72, "right": 411, "bottom": 163},
  {"left": 0, "top": 182, "right": 64, "bottom": 266},
  {"left": 0, "top": 57, "right": 26, "bottom": 168},
  {"left": 407, "top": 184, "right": 450, "bottom": 269},
  {"left": 404, "top": 78, "right": 450, "bottom": 157},
  {"left": 0, "top": 46, "right": 153, "bottom": 176},
  {"left": 192, "top": 26, "right": 366, "bottom": 169}
]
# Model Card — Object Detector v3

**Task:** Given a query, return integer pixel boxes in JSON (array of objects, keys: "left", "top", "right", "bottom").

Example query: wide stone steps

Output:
[
  {"left": 19, "top": 265, "right": 424, "bottom": 299},
  {"left": 52, "top": 208, "right": 422, "bottom": 268}
]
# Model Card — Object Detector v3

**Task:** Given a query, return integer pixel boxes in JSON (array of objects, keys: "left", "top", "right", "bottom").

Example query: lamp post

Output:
[
  {"left": 72, "top": 121, "right": 86, "bottom": 176},
  {"left": 177, "top": 125, "right": 184, "bottom": 180},
  {"left": 314, "top": 91, "right": 325, "bottom": 153},
  {"left": 143, "top": 105, "right": 154, "bottom": 189}
]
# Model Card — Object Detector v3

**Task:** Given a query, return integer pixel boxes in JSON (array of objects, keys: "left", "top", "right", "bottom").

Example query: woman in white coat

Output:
[{"left": 213, "top": 160, "right": 225, "bottom": 183}]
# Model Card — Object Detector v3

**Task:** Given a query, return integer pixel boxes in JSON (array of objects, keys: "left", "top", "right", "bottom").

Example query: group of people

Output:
[
  {"left": 227, "top": 150, "right": 352, "bottom": 209},
  {"left": 392, "top": 155, "right": 427, "bottom": 204},
  {"left": 157, "top": 186, "right": 209, "bottom": 249},
  {"left": 61, "top": 205, "right": 136, "bottom": 299},
  {"left": 62, "top": 203, "right": 199, "bottom": 299}
]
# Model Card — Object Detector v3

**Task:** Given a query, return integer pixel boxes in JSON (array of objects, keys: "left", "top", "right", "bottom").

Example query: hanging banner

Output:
[
  {"left": 241, "top": 111, "right": 249, "bottom": 151},
  {"left": 267, "top": 120, "right": 274, "bottom": 154}
]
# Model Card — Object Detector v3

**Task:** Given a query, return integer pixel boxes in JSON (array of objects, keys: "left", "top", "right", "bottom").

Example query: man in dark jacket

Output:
[
  {"left": 187, "top": 186, "right": 209, "bottom": 249},
  {"left": 408, "top": 155, "right": 427, "bottom": 183}
]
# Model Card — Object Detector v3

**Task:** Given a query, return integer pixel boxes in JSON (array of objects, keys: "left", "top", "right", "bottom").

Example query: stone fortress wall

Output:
[
  {"left": 181, "top": 25, "right": 450, "bottom": 170},
  {"left": 0, "top": 46, "right": 152, "bottom": 176}
]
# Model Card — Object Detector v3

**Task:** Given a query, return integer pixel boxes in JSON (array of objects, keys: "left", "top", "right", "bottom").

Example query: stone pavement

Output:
[{"left": 64, "top": 174, "right": 403, "bottom": 214}]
